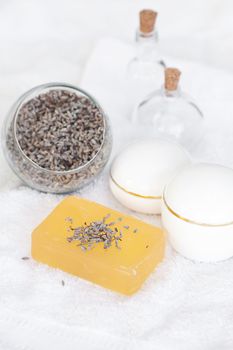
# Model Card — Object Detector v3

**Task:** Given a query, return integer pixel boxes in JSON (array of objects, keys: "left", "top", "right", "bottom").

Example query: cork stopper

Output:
[
  {"left": 164, "top": 68, "right": 181, "bottom": 91},
  {"left": 139, "top": 9, "right": 157, "bottom": 33}
]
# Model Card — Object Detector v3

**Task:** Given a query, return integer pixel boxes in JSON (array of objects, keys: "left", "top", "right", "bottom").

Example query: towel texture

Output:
[{"left": 1, "top": 37, "right": 233, "bottom": 350}]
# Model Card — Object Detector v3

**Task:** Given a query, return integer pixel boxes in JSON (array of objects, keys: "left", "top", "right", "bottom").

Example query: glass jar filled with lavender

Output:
[{"left": 2, "top": 83, "right": 112, "bottom": 193}]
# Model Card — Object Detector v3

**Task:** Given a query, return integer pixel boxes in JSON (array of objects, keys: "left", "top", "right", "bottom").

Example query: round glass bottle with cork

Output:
[
  {"left": 133, "top": 67, "right": 204, "bottom": 150},
  {"left": 127, "top": 9, "right": 165, "bottom": 90},
  {"left": 2, "top": 82, "right": 112, "bottom": 193}
]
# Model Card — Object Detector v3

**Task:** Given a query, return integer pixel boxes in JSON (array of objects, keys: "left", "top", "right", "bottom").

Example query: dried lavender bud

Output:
[
  {"left": 115, "top": 238, "right": 121, "bottom": 250},
  {"left": 108, "top": 222, "right": 115, "bottom": 226},
  {"left": 103, "top": 213, "right": 111, "bottom": 223},
  {"left": 21, "top": 256, "right": 30, "bottom": 260},
  {"left": 65, "top": 217, "right": 73, "bottom": 223},
  {"left": 61, "top": 280, "right": 65, "bottom": 286}
]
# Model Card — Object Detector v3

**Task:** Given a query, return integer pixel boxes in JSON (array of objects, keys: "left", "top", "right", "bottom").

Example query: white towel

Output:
[{"left": 1, "top": 37, "right": 233, "bottom": 350}]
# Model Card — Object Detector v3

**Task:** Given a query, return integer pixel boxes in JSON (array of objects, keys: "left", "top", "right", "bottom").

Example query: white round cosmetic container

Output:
[
  {"left": 109, "top": 139, "right": 191, "bottom": 214},
  {"left": 162, "top": 163, "right": 233, "bottom": 262}
]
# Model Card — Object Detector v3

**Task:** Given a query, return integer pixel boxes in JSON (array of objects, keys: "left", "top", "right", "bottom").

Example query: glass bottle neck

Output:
[
  {"left": 136, "top": 28, "right": 159, "bottom": 44},
  {"left": 135, "top": 28, "right": 160, "bottom": 61},
  {"left": 161, "top": 86, "right": 181, "bottom": 98}
]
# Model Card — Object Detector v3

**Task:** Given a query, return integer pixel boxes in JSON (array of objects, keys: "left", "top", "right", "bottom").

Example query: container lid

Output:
[
  {"left": 164, "top": 163, "right": 233, "bottom": 225},
  {"left": 111, "top": 139, "right": 190, "bottom": 198}
]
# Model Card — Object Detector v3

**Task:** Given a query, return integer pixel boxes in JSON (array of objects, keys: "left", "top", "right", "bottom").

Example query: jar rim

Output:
[
  {"left": 110, "top": 171, "right": 161, "bottom": 200},
  {"left": 12, "top": 82, "right": 108, "bottom": 175}
]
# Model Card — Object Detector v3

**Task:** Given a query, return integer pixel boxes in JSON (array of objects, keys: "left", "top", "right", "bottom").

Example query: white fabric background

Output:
[{"left": 0, "top": 1, "right": 233, "bottom": 349}]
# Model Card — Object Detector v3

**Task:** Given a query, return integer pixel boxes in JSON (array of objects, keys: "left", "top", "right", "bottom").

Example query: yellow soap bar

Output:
[{"left": 31, "top": 196, "right": 164, "bottom": 295}]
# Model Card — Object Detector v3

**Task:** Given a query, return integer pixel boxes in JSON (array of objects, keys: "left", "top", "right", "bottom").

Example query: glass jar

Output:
[{"left": 2, "top": 83, "right": 112, "bottom": 193}]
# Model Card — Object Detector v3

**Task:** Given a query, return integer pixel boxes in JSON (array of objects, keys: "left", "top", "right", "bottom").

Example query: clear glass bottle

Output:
[
  {"left": 133, "top": 68, "right": 204, "bottom": 150},
  {"left": 127, "top": 9, "right": 165, "bottom": 100}
]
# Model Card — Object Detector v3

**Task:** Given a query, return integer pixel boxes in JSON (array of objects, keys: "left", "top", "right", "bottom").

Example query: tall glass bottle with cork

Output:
[
  {"left": 133, "top": 67, "right": 204, "bottom": 150},
  {"left": 127, "top": 9, "right": 165, "bottom": 103}
]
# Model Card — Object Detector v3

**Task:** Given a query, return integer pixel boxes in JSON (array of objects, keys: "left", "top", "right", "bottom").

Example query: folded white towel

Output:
[{"left": 1, "top": 37, "right": 233, "bottom": 350}]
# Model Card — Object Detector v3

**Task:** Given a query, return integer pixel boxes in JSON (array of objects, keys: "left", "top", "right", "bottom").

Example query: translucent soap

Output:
[{"left": 31, "top": 196, "right": 164, "bottom": 295}]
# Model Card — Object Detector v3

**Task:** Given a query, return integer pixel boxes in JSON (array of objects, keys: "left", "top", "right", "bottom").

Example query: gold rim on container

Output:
[
  {"left": 163, "top": 193, "right": 233, "bottom": 227},
  {"left": 110, "top": 172, "right": 161, "bottom": 200}
]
